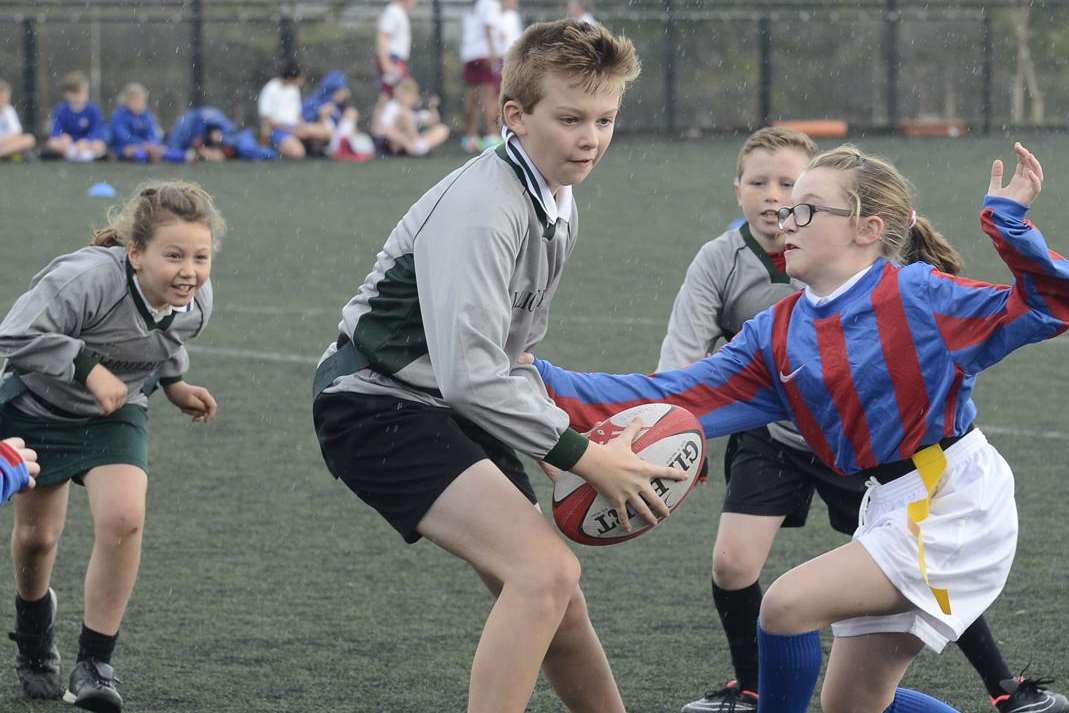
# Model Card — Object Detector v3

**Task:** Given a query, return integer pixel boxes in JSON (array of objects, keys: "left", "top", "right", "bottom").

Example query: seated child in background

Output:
[
  {"left": 167, "top": 106, "right": 278, "bottom": 162},
  {"left": 110, "top": 83, "right": 188, "bottom": 163},
  {"left": 45, "top": 71, "right": 107, "bottom": 162},
  {"left": 258, "top": 61, "right": 332, "bottom": 159},
  {"left": 372, "top": 78, "right": 449, "bottom": 157},
  {"left": 301, "top": 71, "right": 374, "bottom": 162},
  {"left": 0, "top": 80, "right": 36, "bottom": 160}
]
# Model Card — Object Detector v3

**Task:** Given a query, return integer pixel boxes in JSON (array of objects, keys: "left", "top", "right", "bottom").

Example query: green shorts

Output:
[{"left": 0, "top": 403, "right": 149, "bottom": 487}]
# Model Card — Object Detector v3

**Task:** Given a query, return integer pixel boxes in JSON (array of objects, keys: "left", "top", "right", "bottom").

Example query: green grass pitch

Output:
[{"left": 0, "top": 134, "right": 1066, "bottom": 712}]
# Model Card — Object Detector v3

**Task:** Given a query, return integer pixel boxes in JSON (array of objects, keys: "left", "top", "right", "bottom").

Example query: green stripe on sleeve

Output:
[
  {"left": 543, "top": 428, "right": 589, "bottom": 471},
  {"left": 73, "top": 348, "right": 101, "bottom": 384}
]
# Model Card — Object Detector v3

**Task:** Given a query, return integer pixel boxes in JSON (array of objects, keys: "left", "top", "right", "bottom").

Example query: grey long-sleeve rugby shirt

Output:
[
  {"left": 320, "top": 140, "right": 591, "bottom": 470},
  {"left": 0, "top": 245, "right": 211, "bottom": 420}
]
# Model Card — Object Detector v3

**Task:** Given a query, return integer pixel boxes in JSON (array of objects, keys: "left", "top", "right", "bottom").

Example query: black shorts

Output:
[
  {"left": 313, "top": 390, "right": 537, "bottom": 544},
  {"left": 722, "top": 427, "right": 867, "bottom": 535}
]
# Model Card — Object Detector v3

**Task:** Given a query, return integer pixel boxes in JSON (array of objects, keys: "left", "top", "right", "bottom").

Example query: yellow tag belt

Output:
[{"left": 909, "top": 444, "right": 951, "bottom": 615}]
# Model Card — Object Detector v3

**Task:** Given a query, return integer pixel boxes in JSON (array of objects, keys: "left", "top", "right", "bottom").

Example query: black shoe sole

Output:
[
  {"left": 16, "top": 667, "right": 63, "bottom": 699},
  {"left": 63, "top": 689, "right": 123, "bottom": 713},
  {"left": 19, "top": 683, "right": 64, "bottom": 699}
]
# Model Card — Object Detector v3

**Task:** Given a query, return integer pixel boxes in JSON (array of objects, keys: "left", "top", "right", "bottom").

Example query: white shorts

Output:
[{"left": 831, "top": 429, "right": 1018, "bottom": 652}]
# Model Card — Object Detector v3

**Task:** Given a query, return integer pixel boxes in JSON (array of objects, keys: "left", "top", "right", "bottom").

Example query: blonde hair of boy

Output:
[
  {"left": 500, "top": 19, "right": 640, "bottom": 112},
  {"left": 810, "top": 145, "right": 964, "bottom": 274},
  {"left": 735, "top": 126, "right": 818, "bottom": 180},
  {"left": 92, "top": 181, "right": 226, "bottom": 249}
]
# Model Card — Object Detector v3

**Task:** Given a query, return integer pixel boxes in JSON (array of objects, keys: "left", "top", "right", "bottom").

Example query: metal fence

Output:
[{"left": 1, "top": 0, "right": 1068, "bottom": 137}]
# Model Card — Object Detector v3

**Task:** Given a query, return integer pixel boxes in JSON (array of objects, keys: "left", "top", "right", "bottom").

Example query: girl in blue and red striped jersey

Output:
[{"left": 533, "top": 143, "right": 1064, "bottom": 713}]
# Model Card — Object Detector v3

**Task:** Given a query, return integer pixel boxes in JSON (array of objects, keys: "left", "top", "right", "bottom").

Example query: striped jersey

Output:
[
  {"left": 537, "top": 197, "right": 1069, "bottom": 474},
  {"left": 319, "top": 133, "right": 589, "bottom": 470},
  {"left": 657, "top": 221, "right": 808, "bottom": 450}
]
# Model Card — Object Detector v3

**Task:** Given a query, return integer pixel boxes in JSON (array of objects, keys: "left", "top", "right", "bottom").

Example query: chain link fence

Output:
[{"left": 1, "top": 0, "right": 1067, "bottom": 137}]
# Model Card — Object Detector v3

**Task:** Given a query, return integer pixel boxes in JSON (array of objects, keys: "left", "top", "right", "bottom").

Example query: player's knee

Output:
[
  {"left": 95, "top": 507, "right": 144, "bottom": 544},
  {"left": 758, "top": 578, "right": 805, "bottom": 634},
  {"left": 13, "top": 522, "right": 63, "bottom": 556},
  {"left": 517, "top": 549, "right": 582, "bottom": 613},
  {"left": 712, "top": 547, "right": 762, "bottom": 589}
]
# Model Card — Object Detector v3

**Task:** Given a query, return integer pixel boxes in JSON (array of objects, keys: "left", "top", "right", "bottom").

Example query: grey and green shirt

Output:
[
  {"left": 657, "top": 223, "right": 809, "bottom": 451},
  {"left": 320, "top": 135, "right": 589, "bottom": 470},
  {"left": 0, "top": 245, "right": 212, "bottom": 420}
]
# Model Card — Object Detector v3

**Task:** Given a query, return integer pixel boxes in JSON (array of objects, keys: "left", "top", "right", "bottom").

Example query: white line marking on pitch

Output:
[
  {"left": 186, "top": 345, "right": 311, "bottom": 365},
  {"left": 214, "top": 305, "right": 665, "bottom": 327},
  {"left": 186, "top": 344, "right": 1069, "bottom": 442}
]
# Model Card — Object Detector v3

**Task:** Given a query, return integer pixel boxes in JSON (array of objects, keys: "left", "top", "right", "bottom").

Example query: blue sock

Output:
[
  {"left": 756, "top": 625, "right": 822, "bottom": 713},
  {"left": 884, "top": 688, "right": 959, "bottom": 712}
]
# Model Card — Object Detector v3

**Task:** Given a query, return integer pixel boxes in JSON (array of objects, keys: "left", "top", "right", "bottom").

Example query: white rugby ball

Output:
[{"left": 552, "top": 403, "right": 705, "bottom": 545}]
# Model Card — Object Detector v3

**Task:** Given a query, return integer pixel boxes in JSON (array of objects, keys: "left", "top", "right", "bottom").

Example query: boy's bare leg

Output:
[
  {"left": 476, "top": 566, "right": 625, "bottom": 713},
  {"left": 419, "top": 460, "right": 624, "bottom": 713}
]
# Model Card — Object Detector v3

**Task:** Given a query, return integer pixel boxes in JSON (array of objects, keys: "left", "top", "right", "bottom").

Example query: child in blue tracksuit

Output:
[
  {"left": 302, "top": 70, "right": 350, "bottom": 126},
  {"left": 44, "top": 71, "right": 107, "bottom": 162},
  {"left": 300, "top": 71, "right": 372, "bottom": 160},
  {"left": 109, "top": 83, "right": 187, "bottom": 163},
  {"left": 534, "top": 143, "right": 1066, "bottom": 713},
  {"left": 165, "top": 106, "right": 277, "bottom": 161}
]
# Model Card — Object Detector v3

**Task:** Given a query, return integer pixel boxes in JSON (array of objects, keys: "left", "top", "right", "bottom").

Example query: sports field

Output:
[{"left": 0, "top": 134, "right": 1066, "bottom": 712}]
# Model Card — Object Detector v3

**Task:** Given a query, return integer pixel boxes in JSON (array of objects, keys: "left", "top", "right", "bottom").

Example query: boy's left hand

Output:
[
  {"left": 989, "top": 142, "right": 1044, "bottom": 207},
  {"left": 164, "top": 381, "right": 218, "bottom": 423}
]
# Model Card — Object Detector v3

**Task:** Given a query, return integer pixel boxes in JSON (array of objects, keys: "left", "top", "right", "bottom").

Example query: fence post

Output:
[
  {"left": 884, "top": 0, "right": 899, "bottom": 130},
  {"left": 981, "top": 11, "right": 992, "bottom": 135},
  {"left": 22, "top": 17, "right": 37, "bottom": 134},
  {"left": 279, "top": 15, "right": 298, "bottom": 66},
  {"left": 758, "top": 15, "right": 772, "bottom": 126},
  {"left": 191, "top": 0, "right": 205, "bottom": 106},
  {"left": 663, "top": 0, "right": 676, "bottom": 135},
  {"left": 431, "top": 0, "right": 445, "bottom": 111}
]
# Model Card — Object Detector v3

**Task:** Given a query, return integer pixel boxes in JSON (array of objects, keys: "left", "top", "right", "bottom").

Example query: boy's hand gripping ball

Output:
[{"left": 552, "top": 403, "right": 706, "bottom": 545}]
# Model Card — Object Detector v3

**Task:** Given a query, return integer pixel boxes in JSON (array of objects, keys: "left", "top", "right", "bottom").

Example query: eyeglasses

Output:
[{"left": 777, "top": 203, "right": 854, "bottom": 230}]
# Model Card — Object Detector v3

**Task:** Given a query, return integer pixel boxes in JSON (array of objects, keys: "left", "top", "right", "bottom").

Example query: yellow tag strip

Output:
[{"left": 908, "top": 444, "right": 952, "bottom": 615}]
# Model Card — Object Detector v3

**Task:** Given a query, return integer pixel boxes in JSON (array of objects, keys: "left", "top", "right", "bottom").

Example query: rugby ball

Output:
[{"left": 552, "top": 403, "right": 706, "bottom": 545}]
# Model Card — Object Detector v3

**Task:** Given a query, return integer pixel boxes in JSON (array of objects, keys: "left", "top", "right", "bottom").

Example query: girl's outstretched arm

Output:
[{"left": 535, "top": 316, "right": 789, "bottom": 438}]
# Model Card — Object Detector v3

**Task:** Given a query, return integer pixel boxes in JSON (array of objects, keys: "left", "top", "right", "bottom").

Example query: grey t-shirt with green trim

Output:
[
  {"left": 657, "top": 223, "right": 809, "bottom": 451},
  {"left": 320, "top": 147, "right": 588, "bottom": 469},
  {"left": 0, "top": 245, "right": 212, "bottom": 420}
]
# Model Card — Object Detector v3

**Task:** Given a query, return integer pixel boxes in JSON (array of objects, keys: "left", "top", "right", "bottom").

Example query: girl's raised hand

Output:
[{"left": 988, "top": 142, "right": 1044, "bottom": 207}]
